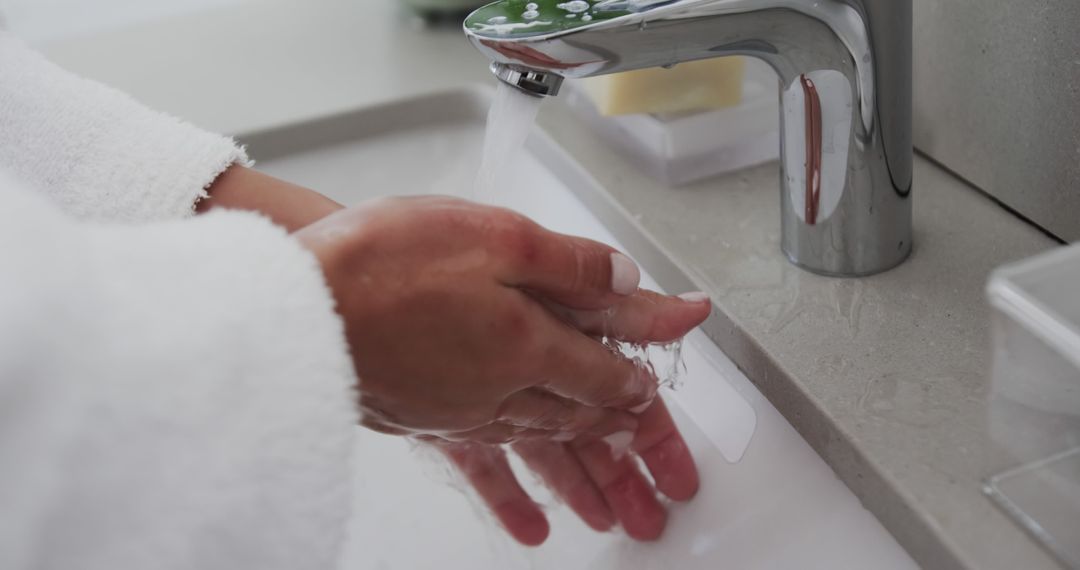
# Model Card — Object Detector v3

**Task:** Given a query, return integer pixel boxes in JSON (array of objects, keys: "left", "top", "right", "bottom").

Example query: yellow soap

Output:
[{"left": 582, "top": 57, "right": 746, "bottom": 116}]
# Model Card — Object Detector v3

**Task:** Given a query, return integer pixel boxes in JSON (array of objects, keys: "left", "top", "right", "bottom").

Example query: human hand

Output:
[
  {"left": 433, "top": 288, "right": 707, "bottom": 545},
  {"left": 294, "top": 196, "right": 711, "bottom": 441},
  {"left": 198, "top": 166, "right": 344, "bottom": 231},
  {"left": 436, "top": 395, "right": 699, "bottom": 545}
]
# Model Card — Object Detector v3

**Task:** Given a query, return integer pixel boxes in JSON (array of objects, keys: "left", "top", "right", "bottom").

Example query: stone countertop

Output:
[
  {"left": 36, "top": 0, "right": 1062, "bottom": 567},
  {"left": 536, "top": 106, "right": 1061, "bottom": 570}
]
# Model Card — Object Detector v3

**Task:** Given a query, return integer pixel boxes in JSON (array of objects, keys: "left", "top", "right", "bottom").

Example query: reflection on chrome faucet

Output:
[{"left": 464, "top": 0, "right": 912, "bottom": 277}]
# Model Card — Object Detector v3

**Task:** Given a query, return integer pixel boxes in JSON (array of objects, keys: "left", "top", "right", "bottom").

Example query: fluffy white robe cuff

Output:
[
  {"left": 0, "top": 31, "right": 360, "bottom": 570},
  {"left": 0, "top": 181, "right": 360, "bottom": 570},
  {"left": 0, "top": 31, "right": 251, "bottom": 222}
]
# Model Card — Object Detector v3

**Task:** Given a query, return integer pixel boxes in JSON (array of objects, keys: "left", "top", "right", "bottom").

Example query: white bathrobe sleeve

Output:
[
  {"left": 0, "top": 174, "right": 360, "bottom": 570},
  {"left": 0, "top": 31, "right": 250, "bottom": 223}
]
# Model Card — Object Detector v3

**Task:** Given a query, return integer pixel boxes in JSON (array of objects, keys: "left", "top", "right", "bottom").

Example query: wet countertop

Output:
[{"left": 36, "top": 0, "right": 1062, "bottom": 568}]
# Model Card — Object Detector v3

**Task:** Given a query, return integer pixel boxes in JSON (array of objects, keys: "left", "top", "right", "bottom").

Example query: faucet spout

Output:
[
  {"left": 465, "top": 0, "right": 912, "bottom": 277},
  {"left": 490, "top": 62, "right": 565, "bottom": 97}
]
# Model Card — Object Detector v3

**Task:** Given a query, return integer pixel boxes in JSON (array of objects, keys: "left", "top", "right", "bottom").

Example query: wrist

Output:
[
  {"left": 198, "top": 166, "right": 344, "bottom": 231},
  {"left": 293, "top": 207, "right": 377, "bottom": 322}
]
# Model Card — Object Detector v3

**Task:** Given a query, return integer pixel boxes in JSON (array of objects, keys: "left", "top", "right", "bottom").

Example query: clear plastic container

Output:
[
  {"left": 985, "top": 242, "right": 1080, "bottom": 568},
  {"left": 563, "top": 58, "right": 780, "bottom": 187}
]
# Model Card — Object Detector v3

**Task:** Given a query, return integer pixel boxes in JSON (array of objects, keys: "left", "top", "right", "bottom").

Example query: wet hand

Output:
[
  {"left": 436, "top": 396, "right": 699, "bottom": 545},
  {"left": 295, "top": 196, "right": 711, "bottom": 441},
  {"left": 433, "top": 287, "right": 709, "bottom": 545}
]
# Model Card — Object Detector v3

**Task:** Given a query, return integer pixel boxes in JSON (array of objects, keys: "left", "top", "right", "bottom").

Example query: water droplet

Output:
[
  {"left": 582, "top": 14, "right": 592, "bottom": 21},
  {"left": 526, "top": 2, "right": 539, "bottom": 9},
  {"left": 522, "top": 9, "right": 540, "bottom": 19},
  {"left": 487, "top": 15, "right": 508, "bottom": 24},
  {"left": 556, "top": 0, "right": 590, "bottom": 13},
  {"left": 566, "top": 13, "right": 577, "bottom": 18},
  {"left": 658, "top": 339, "right": 687, "bottom": 391},
  {"left": 473, "top": 19, "right": 556, "bottom": 35}
]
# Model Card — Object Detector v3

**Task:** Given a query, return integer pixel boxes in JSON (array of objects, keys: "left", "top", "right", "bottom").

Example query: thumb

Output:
[{"left": 544, "top": 289, "right": 712, "bottom": 343}]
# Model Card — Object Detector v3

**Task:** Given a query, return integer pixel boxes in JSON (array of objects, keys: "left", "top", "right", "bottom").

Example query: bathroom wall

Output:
[
  {"left": 0, "top": 0, "right": 253, "bottom": 45},
  {"left": 913, "top": 0, "right": 1080, "bottom": 241}
]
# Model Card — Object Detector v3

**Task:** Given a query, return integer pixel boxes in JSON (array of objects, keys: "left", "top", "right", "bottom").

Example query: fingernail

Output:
[
  {"left": 629, "top": 399, "right": 653, "bottom": 414},
  {"left": 678, "top": 291, "right": 710, "bottom": 304},
  {"left": 552, "top": 431, "right": 576, "bottom": 442},
  {"left": 602, "top": 430, "right": 635, "bottom": 460},
  {"left": 610, "top": 253, "right": 640, "bottom": 295},
  {"left": 493, "top": 501, "right": 550, "bottom": 546}
]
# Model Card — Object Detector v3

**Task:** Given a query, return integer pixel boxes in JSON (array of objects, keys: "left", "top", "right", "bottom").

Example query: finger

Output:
[
  {"left": 511, "top": 440, "right": 616, "bottom": 532},
  {"left": 540, "top": 344, "right": 658, "bottom": 412},
  {"left": 545, "top": 289, "right": 711, "bottom": 343},
  {"left": 497, "top": 220, "right": 640, "bottom": 309},
  {"left": 632, "top": 397, "right": 699, "bottom": 501},
  {"left": 572, "top": 438, "right": 668, "bottom": 541},
  {"left": 530, "top": 312, "right": 659, "bottom": 411},
  {"left": 496, "top": 389, "right": 639, "bottom": 438},
  {"left": 438, "top": 442, "right": 550, "bottom": 546},
  {"left": 438, "top": 423, "right": 553, "bottom": 444}
]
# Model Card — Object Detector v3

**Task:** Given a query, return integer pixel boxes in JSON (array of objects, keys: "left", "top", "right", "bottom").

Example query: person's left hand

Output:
[
  {"left": 432, "top": 289, "right": 706, "bottom": 545},
  {"left": 435, "top": 395, "right": 697, "bottom": 545}
]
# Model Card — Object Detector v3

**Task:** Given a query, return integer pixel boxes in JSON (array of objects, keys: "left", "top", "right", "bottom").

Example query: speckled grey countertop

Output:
[
  {"left": 536, "top": 104, "right": 1061, "bottom": 570},
  {"left": 37, "top": 1, "right": 1062, "bottom": 567}
]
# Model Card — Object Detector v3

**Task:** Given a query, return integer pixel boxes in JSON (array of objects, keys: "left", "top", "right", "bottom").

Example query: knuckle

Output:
[
  {"left": 416, "top": 203, "right": 466, "bottom": 232},
  {"left": 650, "top": 314, "right": 681, "bottom": 343},
  {"left": 494, "top": 213, "right": 541, "bottom": 267},
  {"left": 572, "top": 242, "right": 610, "bottom": 292}
]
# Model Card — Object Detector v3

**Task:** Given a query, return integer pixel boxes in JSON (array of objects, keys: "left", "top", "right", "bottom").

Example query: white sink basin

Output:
[{"left": 251, "top": 89, "right": 917, "bottom": 570}]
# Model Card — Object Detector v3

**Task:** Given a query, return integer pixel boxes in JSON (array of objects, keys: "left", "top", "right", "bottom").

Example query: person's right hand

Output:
[{"left": 294, "top": 196, "right": 711, "bottom": 443}]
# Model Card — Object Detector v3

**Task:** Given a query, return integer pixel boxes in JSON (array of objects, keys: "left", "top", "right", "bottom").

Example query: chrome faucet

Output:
[{"left": 464, "top": 0, "right": 912, "bottom": 277}]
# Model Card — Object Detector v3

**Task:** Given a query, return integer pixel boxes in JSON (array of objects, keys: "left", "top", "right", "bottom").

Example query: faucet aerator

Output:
[{"left": 491, "top": 63, "right": 563, "bottom": 98}]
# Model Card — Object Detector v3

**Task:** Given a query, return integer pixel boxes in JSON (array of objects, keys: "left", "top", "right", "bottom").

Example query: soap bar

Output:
[{"left": 582, "top": 57, "right": 746, "bottom": 116}]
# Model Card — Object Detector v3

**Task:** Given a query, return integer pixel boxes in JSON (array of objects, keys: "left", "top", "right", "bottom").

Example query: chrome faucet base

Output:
[
  {"left": 465, "top": 0, "right": 913, "bottom": 277},
  {"left": 784, "top": 247, "right": 912, "bottom": 279}
]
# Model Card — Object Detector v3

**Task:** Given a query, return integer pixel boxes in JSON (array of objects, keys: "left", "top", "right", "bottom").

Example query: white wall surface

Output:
[{"left": 0, "top": 0, "right": 253, "bottom": 45}]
